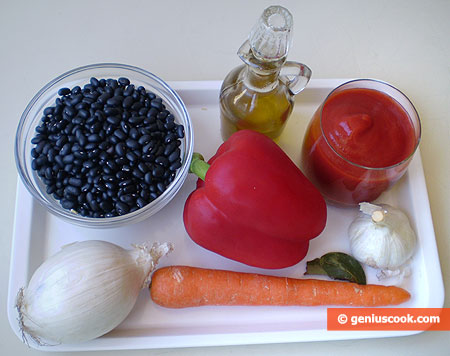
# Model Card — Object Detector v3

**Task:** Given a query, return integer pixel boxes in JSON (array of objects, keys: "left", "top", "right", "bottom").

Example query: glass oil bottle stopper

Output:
[{"left": 219, "top": 5, "right": 312, "bottom": 141}]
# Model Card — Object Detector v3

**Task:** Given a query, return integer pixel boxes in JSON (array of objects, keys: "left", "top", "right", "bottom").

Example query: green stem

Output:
[{"left": 189, "top": 153, "right": 210, "bottom": 181}]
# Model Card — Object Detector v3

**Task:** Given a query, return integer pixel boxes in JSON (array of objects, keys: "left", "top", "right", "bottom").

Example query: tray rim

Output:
[{"left": 7, "top": 79, "right": 445, "bottom": 351}]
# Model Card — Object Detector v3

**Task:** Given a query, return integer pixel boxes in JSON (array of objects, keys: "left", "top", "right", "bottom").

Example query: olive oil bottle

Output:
[{"left": 220, "top": 6, "right": 312, "bottom": 141}]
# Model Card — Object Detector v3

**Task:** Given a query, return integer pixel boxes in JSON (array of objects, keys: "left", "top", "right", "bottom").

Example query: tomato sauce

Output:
[{"left": 301, "top": 87, "right": 418, "bottom": 205}]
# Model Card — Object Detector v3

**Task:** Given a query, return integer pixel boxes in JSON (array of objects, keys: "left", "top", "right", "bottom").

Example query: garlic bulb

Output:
[
  {"left": 348, "top": 202, "right": 416, "bottom": 270},
  {"left": 16, "top": 240, "right": 173, "bottom": 345}
]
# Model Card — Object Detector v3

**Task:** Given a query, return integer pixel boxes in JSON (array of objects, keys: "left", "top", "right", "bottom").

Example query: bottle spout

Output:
[
  {"left": 249, "top": 6, "right": 293, "bottom": 62},
  {"left": 236, "top": 5, "right": 312, "bottom": 95}
]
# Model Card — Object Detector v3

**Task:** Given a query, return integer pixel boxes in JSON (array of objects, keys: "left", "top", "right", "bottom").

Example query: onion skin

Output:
[{"left": 16, "top": 240, "right": 172, "bottom": 345}]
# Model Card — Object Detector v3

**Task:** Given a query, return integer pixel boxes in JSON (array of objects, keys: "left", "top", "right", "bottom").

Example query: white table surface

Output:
[{"left": 1, "top": 0, "right": 449, "bottom": 355}]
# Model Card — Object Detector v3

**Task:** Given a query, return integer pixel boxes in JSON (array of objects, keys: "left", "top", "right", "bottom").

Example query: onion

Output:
[{"left": 16, "top": 240, "right": 173, "bottom": 345}]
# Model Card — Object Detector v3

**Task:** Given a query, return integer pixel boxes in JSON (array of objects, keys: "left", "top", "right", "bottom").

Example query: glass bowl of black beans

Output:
[{"left": 15, "top": 63, "right": 193, "bottom": 228}]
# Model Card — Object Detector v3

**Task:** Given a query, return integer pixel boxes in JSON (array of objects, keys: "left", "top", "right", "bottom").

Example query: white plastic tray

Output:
[{"left": 7, "top": 80, "right": 445, "bottom": 351}]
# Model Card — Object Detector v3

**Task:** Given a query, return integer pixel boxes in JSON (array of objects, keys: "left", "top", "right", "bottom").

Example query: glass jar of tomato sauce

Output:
[{"left": 301, "top": 79, "right": 421, "bottom": 206}]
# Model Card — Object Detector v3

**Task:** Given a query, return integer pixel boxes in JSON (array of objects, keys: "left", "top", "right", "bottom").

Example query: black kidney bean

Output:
[
  {"left": 64, "top": 185, "right": 80, "bottom": 196},
  {"left": 176, "top": 125, "right": 185, "bottom": 138},
  {"left": 100, "top": 200, "right": 113, "bottom": 213},
  {"left": 168, "top": 148, "right": 181, "bottom": 163},
  {"left": 103, "top": 107, "right": 118, "bottom": 116},
  {"left": 70, "top": 94, "right": 83, "bottom": 106},
  {"left": 47, "top": 148, "right": 57, "bottom": 163},
  {"left": 125, "top": 151, "right": 138, "bottom": 162},
  {"left": 131, "top": 168, "right": 143, "bottom": 179},
  {"left": 55, "top": 135, "right": 67, "bottom": 148},
  {"left": 117, "top": 77, "right": 129, "bottom": 86},
  {"left": 87, "top": 133, "right": 100, "bottom": 143},
  {"left": 88, "top": 198, "right": 100, "bottom": 212},
  {"left": 137, "top": 135, "right": 151, "bottom": 146},
  {"left": 156, "top": 182, "right": 167, "bottom": 193},
  {"left": 106, "top": 116, "right": 121, "bottom": 125},
  {"left": 59, "top": 142, "right": 71, "bottom": 156},
  {"left": 129, "top": 127, "right": 139, "bottom": 140},
  {"left": 152, "top": 165, "right": 164, "bottom": 178},
  {"left": 165, "top": 132, "right": 178, "bottom": 144},
  {"left": 120, "top": 120, "right": 130, "bottom": 134},
  {"left": 169, "top": 161, "right": 182, "bottom": 171},
  {"left": 61, "top": 199, "right": 76, "bottom": 209},
  {"left": 90, "top": 77, "right": 99, "bottom": 87},
  {"left": 106, "top": 97, "right": 122, "bottom": 107},
  {"left": 125, "top": 138, "right": 139, "bottom": 149},
  {"left": 136, "top": 197, "right": 147, "bottom": 209},
  {"left": 58, "top": 87, "right": 71, "bottom": 96},
  {"left": 150, "top": 99, "right": 163, "bottom": 110},
  {"left": 62, "top": 154, "right": 74, "bottom": 164},
  {"left": 164, "top": 121, "right": 176, "bottom": 131},
  {"left": 137, "top": 162, "right": 149, "bottom": 174},
  {"left": 129, "top": 116, "right": 145, "bottom": 125},
  {"left": 155, "top": 155, "right": 169, "bottom": 167},
  {"left": 68, "top": 177, "right": 83, "bottom": 187},
  {"left": 122, "top": 95, "right": 134, "bottom": 108},
  {"left": 46, "top": 184, "right": 56, "bottom": 195},
  {"left": 163, "top": 142, "right": 177, "bottom": 156},
  {"left": 115, "top": 201, "right": 129, "bottom": 215}
]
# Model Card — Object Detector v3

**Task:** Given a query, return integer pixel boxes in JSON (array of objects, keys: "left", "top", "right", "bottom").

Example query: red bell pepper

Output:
[{"left": 183, "top": 130, "right": 327, "bottom": 269}]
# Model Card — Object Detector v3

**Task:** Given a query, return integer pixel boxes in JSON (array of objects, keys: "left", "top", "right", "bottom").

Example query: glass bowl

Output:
[{"left": 15, "top": 63, "right": 194, "bottom": 228}]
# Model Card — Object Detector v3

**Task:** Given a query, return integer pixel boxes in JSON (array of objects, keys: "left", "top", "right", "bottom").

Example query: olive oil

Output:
[
  {"left": 219, "top": 6, "right": 311, "bottom": 142},
  {"left": 220, "top": 65, "right": 294, "bottom": 141}
]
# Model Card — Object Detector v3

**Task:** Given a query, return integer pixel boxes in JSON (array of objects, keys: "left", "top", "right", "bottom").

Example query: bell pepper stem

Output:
[{"left": 189, "top": 153, "right": 210, "bottom": 181}]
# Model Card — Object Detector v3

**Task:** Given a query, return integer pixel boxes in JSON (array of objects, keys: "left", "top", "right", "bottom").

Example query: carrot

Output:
[{"left": 150, "top": 266, "right": 410, "bottom": 308}]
